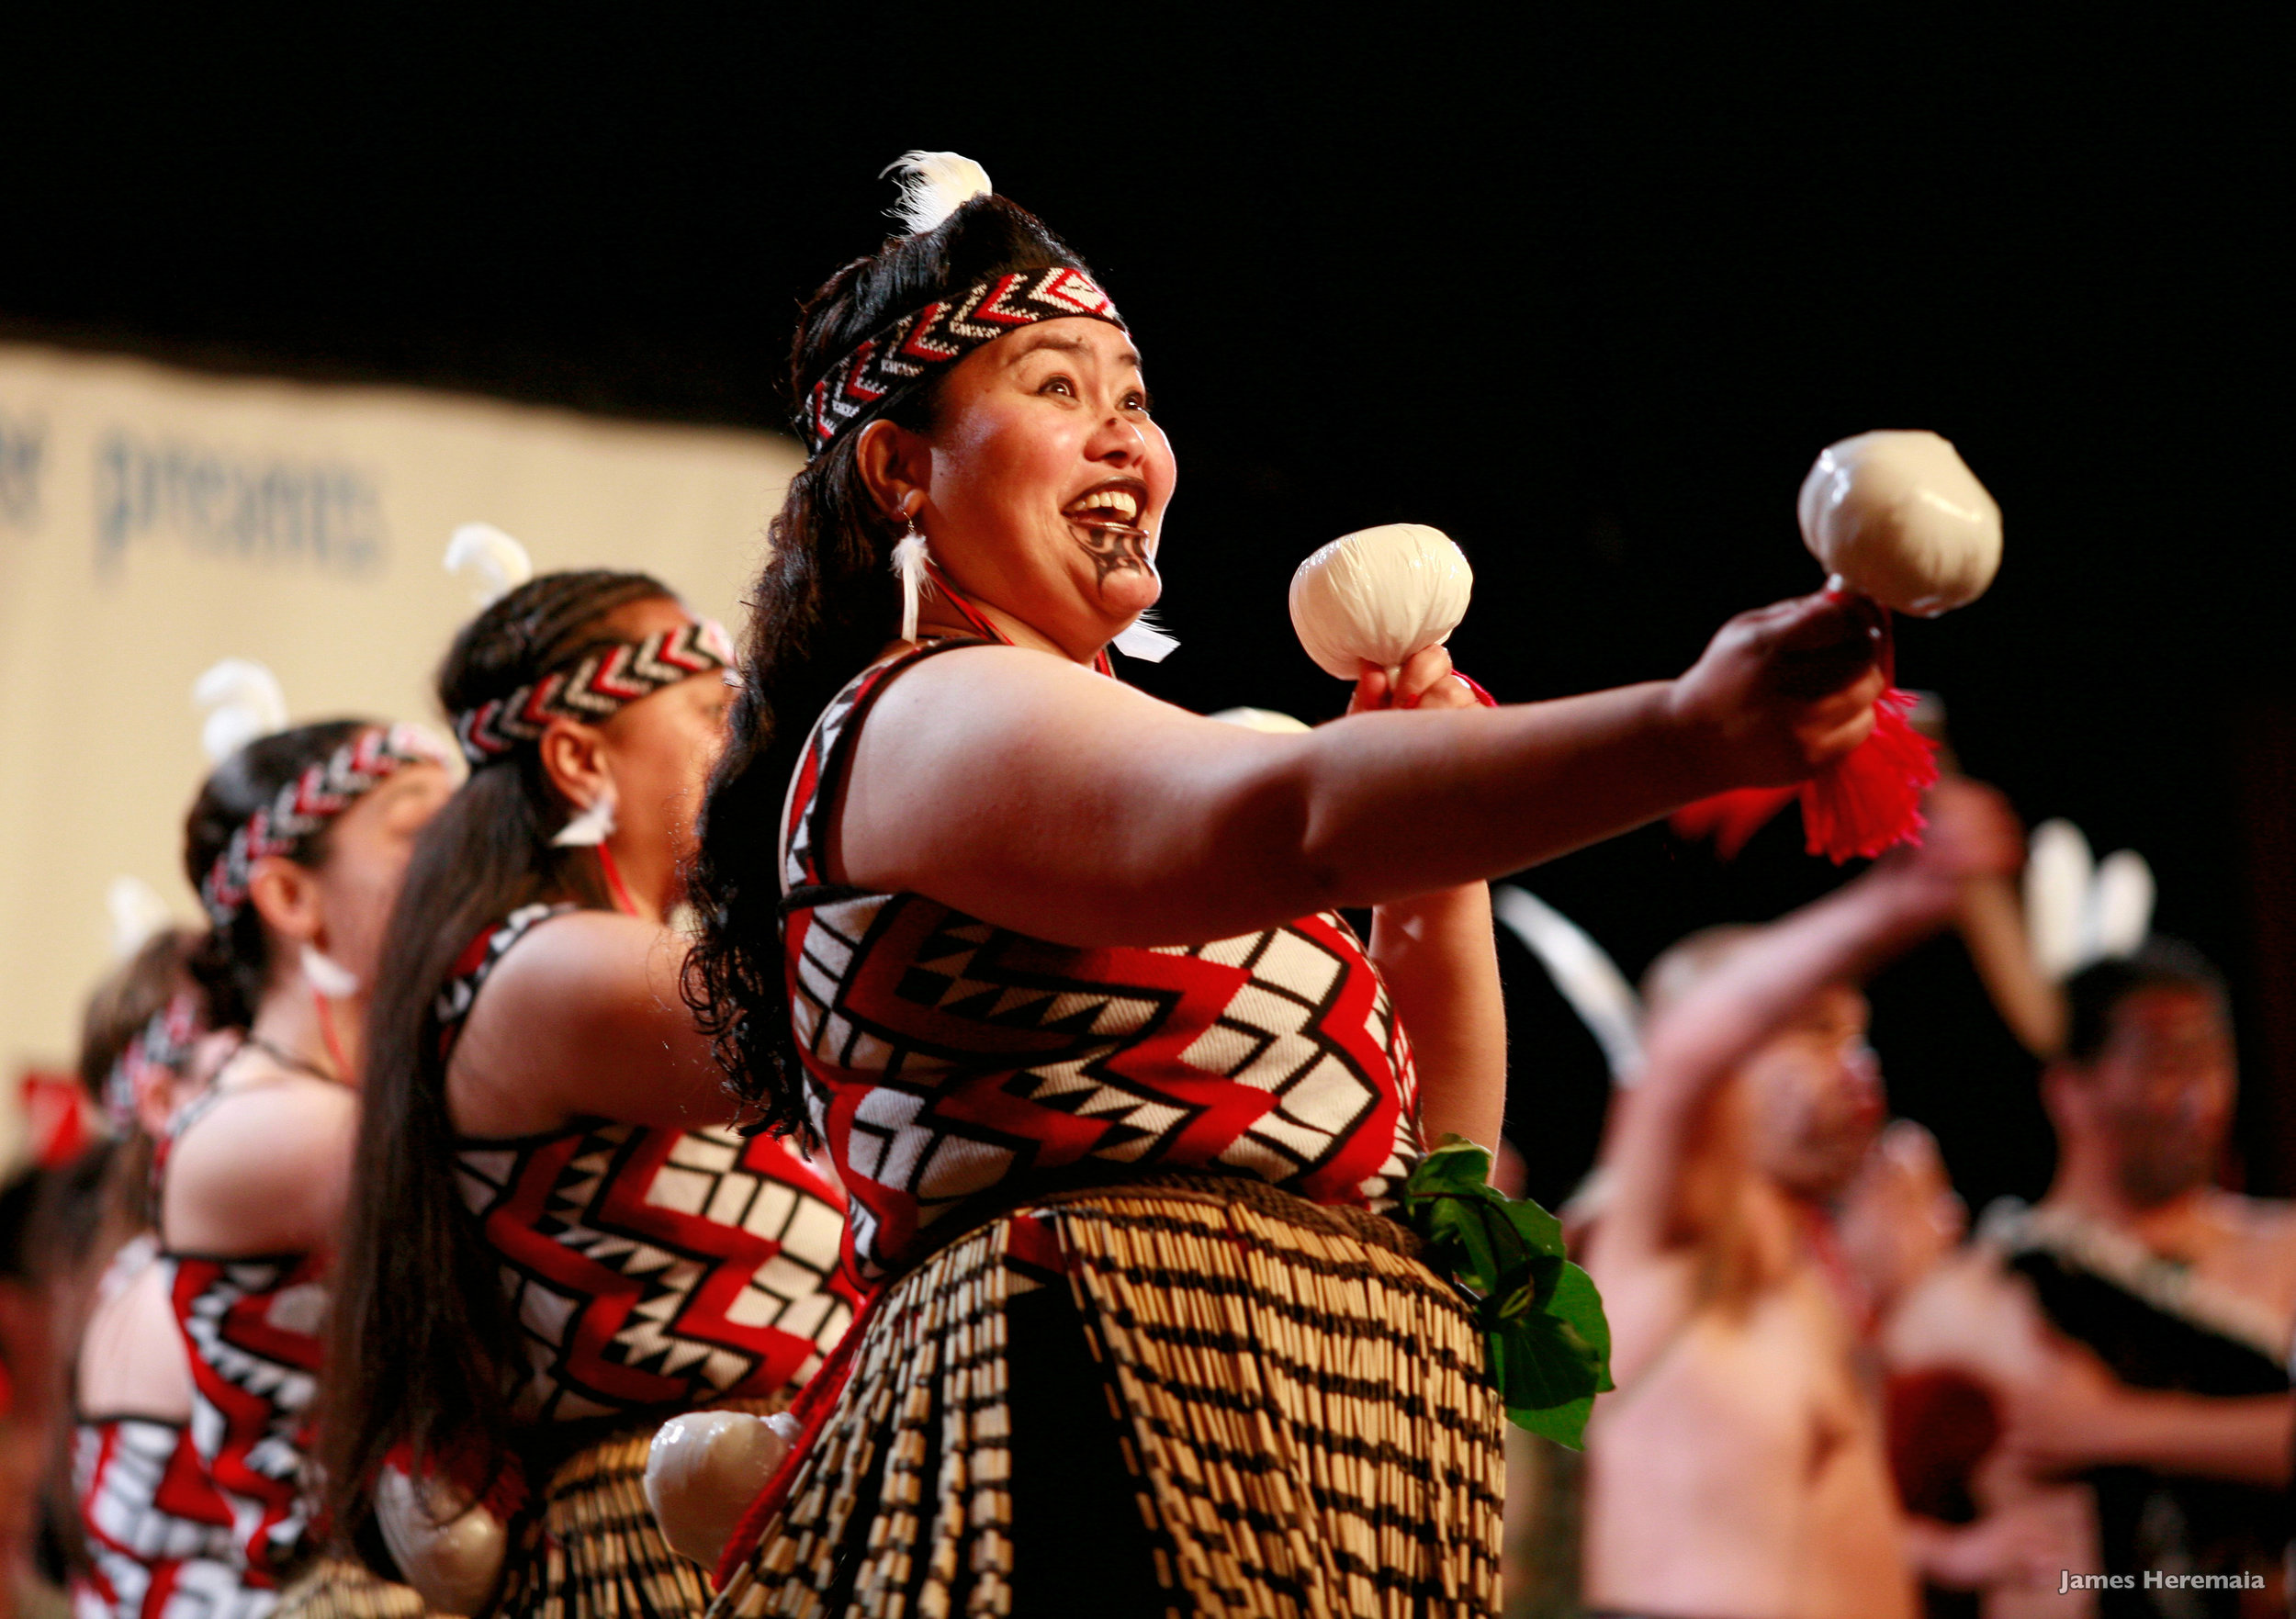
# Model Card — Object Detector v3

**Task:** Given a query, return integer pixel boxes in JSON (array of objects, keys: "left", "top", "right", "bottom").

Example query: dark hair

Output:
[
  {"left": 74, "top": 926, "right": 208, "bottom": 1238},
  {"left": 2063, "top": 937, "right": 2229, "bottom": 1064},
  {"left": 183, "top": 720, "right": 377, "bottom": 1029},
  {"left": 321, "top": 569, "right": 674, "bottom": 1531},
  {"left": 683, "top": 189, "right": 1096, "bottom": 1138}
]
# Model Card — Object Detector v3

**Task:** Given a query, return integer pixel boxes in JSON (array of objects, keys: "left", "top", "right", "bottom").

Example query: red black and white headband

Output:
[
  {"left": 200, "top": 724, "right": 453, "bottom": 929},
  {"left": 454, "top": 618, "right": 735, "bottom": 766},
  {"left": 102, "top": 991, "right": 202, "bottom": 1132},
  {"left": 805, "top": 264, "right": 1125, "bottom": 455}
]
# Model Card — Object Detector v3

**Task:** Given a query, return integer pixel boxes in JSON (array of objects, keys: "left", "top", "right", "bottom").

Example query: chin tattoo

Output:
[{"left": 1075, "top": 523, "right": 1155, "bottom": 594}]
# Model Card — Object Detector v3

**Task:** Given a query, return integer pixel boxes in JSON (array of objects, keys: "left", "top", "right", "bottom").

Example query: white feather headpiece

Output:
[
  {"left": 882, "top": 151, "right": 994, "bottom": 235},
  {"left": 107, "top": 875, "right": 174, "bottom": 961},
  {"left": 2023, "top": 818, "right": 2155, "bottom": 983},
  {"left": 193, "top": 658, "right": 289, "bottom": 764},
  {"left": 445, "top": 523, "right": 536, "bottom": 606},
  {"left": 1492, "top": 885, "right": 1646, "bottom": 1085}
]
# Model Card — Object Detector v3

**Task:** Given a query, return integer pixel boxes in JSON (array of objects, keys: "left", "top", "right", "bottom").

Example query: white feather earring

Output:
[
  {"left": 445, "top": 523, "right": 536, "bottom": 606},
  {"left": 1111, "top": 609, "right": 1181, "bottom": 663},
  {"left": 552, "top": 785, "right": 618, "bottom": 848},
  {"left": 193, "top": 658, "right": 290, "bottom": 763},
  {"left": 299, "top": 942, "right": 360, "bottom": 998},
  {"left": 881, "top": 151, "right": 995, "bottom": 234},
  {"left": 891, "top": 512, "right": 932, "bottom": 644},
  {"left": 2024, "top": 818, "right": 2156, "bottom": 981}
]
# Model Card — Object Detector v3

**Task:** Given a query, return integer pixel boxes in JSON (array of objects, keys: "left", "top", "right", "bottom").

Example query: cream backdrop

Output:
[{"left": 0, "top": 341, "right": 804, "bottom": 1165}]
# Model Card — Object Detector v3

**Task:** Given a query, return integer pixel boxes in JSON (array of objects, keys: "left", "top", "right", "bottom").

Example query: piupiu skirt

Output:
[
  {"left": 708, "top": 1176, "right": 1504, "bottom": 1619},
  {"left": 273, "top": 1558, "right": 432, "bottom": 1619}
]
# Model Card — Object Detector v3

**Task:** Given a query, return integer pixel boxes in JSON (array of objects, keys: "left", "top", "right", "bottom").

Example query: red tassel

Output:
[
  {"left": 1669, "top": 786, "right": 1799, "bottom": 860},
  {"left": 1797, "top": 687, "right": 1939, "bottom": 862}
]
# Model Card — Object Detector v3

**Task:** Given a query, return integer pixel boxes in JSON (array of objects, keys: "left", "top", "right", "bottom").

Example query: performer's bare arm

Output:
[
  {"left": 1592, "top": 815, "right": 1996, "bottom": 1278},
  {"left": 1348, "top": 646, "right": 1509, "bottom": 1152},
  {"left": 446, "top": 910, "right": 731, "bottom": 1137},
  {"left": 838, "top": 591, "right": 1888, "bottom": 947},
  {"left": 2009, "top": 1351, "right": 2296, "bottom": 1488}
]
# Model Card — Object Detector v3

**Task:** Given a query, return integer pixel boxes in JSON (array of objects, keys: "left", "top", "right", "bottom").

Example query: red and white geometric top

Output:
[
  {"left": 442, "top": 906, "right": 862, "bottom": 1424},
  {"left": 72, "top": 1241, "right": 270, "bottom": 1619},
  {"left": 780, "top": 642, "right": 1426, "bottom": 1282},
  {"left": 154, "top": 1093, "right": 329, "bottom": 1589}
]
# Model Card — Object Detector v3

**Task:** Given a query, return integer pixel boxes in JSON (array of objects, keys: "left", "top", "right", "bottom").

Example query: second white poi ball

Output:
[
  {"left": 1289, "top": 523, "right": 1474, "bottom": 680},
  {"left": 1796, "top": 430, "right": 2003, "bottom": 616}
]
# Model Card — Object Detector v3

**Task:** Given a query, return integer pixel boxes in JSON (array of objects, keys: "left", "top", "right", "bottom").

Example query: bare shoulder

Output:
[
  {"left": 1883, "top": 1245, "right": 2045, "bottom": 1377},
  {"left": 163, "top": 1072, "right": 355, "bottom": 1255},
  {"left": 460, "top": 907, "right": 663, "bottom": 1032}
]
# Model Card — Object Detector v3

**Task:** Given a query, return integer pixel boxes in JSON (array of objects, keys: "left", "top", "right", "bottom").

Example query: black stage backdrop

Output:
[{"left": 6, "top": 10, "right": 2288, "bottom": 1209}]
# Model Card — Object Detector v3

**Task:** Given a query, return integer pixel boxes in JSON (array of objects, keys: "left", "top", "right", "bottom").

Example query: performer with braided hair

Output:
[
  {"left": 320, "top": 562, "right": 858, "bottom": 1619},
  {"left": 160, "top": 705, "right": 456, "bottom": 1619},
  {"left": 681, "top": 152, "right": 1896, "bottom": 1617},
  {"left": 67, "top": 925, "right": 250, "bottom": 1619}
]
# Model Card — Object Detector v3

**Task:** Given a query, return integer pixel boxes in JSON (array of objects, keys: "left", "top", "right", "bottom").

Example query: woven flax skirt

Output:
[
  {"left": 273, "top": 1558, "right": 433, "bottom": 1619},
  {"left": 711, "top": 1180, "right": 1505, "bottom": 1619}
]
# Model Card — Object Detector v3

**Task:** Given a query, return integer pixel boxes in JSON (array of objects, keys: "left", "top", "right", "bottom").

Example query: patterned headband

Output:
[
  {"left": 805, "top": 264, "right": 1125, "bottom": 454},
  {"left": 454, "top": 618, "right": 734, "bottom": 766},
  {"left": 102, "top": 991, "right": 202, "bottom": 1133},
  {"left": 200, "top": 723, "right": 452, "bottom": 928}
]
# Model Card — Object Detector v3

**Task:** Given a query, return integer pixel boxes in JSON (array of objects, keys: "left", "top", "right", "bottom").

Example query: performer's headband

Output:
[
  {"left": 453, "top": 618, "right": 735, "bottom": 767},
  {"left": 200, "top": 724, "right": 453, "bottom": 929},
  {"left": 103, "top": 991, "right": 202, "bottom": 1132},
  {"left": 805, "top": 264, "right": 1125, "bottom": 455}
]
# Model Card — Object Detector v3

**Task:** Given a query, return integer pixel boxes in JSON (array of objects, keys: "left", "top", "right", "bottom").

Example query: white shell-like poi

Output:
[
  {"left": 1288, "top": 523, "right": 1474, "bottom": 680},
  {"left": 1207, "top": 707, "right": 1311, "bottom": 734},
  {"left": 645, "top": 1409, "right": 797, "bottom": 1570},
  {"left": 1795, "top": 431, "right": 2002, "bottom": 616},
  {"left": 374, "top": 1465, "right": 507, "bottom": 1616}
]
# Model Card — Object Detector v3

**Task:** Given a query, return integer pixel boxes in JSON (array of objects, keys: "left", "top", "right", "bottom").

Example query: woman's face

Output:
[
  {"left": 310, "top": 759, "right": 456, "bottom": 987},
  {"left": 911, "top": 316, "right": 1176, "bottom": 660},
  {"left": 594, "top": 597, "right": 737, "bottom": 890}
]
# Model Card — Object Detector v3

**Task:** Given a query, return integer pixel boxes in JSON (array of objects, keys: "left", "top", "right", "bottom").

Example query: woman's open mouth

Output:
[{"left": 1062, "top": 478, "right": 1148, "bottom": 533}]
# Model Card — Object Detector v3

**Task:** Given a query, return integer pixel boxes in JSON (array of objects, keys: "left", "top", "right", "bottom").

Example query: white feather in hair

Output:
[
  {"left": 2023, "top": 818, "right": 2155, "bottom": 982},
  {"left": 107, "top": 875, "right": 174, "bottom": 961},
  {"left": 445, "top": 523, "right": 535, "bottom": 606},
  {"left": 193, "top": 658, "right": 289, "bottom": 764},
  {"left": 1492, "top": 885, "right": 1645, "bottom": 1085},
  {"left": 882, "top": 151, "right": 994, "bottom": 235}
]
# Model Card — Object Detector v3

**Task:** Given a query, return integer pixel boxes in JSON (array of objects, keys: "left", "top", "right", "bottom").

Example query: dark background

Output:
[{"left": 6, "top": 9, "right": 2288, "bottom": 1209}]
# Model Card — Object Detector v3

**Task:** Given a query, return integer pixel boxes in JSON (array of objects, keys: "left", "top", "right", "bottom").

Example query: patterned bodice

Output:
[
  {"left": 780, "top": 641, "right": 1425, "bottom": 1281},
  {"left": 442, "top": 906, "right": 861, "bottom": 1425},
  {"left": 155, "top": 1090, "right": 328, "bottom": 1588},
  {"left": 73, "top": 1239, "right": 271, "bottom": 1619}
]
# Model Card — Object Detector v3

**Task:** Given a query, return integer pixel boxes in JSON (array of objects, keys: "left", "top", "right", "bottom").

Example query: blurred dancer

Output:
[
  {"left": 1580, "top": 784, "right": 2021, "bottom": 1619},
  {"left": 1976, "top": 944, "right": 2294, "bottom": 1614},
  {"left": 686, "top": 152, "right": 1890, "bottom": 1617},
  {"left": 66, "top": 928, "right": 253, "bottom": 1619},
  {"left": 321, "top": 571, "right": 858, "bottom": 1619},
  {"left": 162, "top": 717, "right": 455, "bottom": 1618}
]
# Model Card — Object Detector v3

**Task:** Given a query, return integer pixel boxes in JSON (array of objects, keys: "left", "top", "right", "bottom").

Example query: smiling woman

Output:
[{"left": 684, "top": 153, "right": 1896, "bottom": 1617}]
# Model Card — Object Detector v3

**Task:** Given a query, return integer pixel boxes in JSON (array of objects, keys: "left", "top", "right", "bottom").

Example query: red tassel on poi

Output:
[{"left": 1672, "top": 687, "right": 1940, "bottom": 864}]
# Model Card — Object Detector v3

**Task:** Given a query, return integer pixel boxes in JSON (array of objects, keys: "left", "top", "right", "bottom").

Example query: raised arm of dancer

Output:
[
  {"left": 445, "top": 910, "right": 730, "bottom": 1136},
  {"left": 1593, "top": 783, "right": 2017, "bottom": 1277},
  {"left": 843, "top": 590, "right": 1889, "bottom": 947},
  {"left": 1351, "top": 647, "right": 1508, "bottom": 1152}
]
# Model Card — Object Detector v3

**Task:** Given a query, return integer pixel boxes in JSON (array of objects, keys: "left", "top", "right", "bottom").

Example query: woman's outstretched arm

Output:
[{"left": 839, "top": 590, "right": 1887, "bottom": 947}]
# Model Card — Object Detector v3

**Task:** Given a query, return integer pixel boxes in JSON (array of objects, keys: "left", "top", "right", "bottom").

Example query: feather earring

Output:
[
  {"left": 1111, "top": 608, "right": 1181, "bottom": 663},
  {"left": 1492, "top": 885, "right": 1646, "bottom": 1085},
  {"left": 552, "top": 785, "right": 618, "bottom": 848},
  {"left": 891, "top": 513, "right": 932, "bottom": 643},
  {"left": 299, "top": 942, "right": 360, "bottom": 998}
]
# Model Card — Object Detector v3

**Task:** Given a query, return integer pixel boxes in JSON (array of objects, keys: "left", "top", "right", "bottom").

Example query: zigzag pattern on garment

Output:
[
  {"left": 73, "top": 1413, "right": 275, "bottom": 1619},
  {"left": 454, "top": 1120, "right": 859, "bottom": 1422}
]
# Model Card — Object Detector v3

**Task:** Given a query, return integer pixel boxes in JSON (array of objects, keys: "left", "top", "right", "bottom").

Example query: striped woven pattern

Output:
[
  {"left": 270, "top": 1558, "right": 431, "bottom": 1619},
  {"left": 712, "top": 1180, "right": 1503, "bottom": 1619}
]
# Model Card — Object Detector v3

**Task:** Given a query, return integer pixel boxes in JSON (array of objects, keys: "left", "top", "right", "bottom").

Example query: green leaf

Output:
[{"left": 1396, "top": 1142, "right": 1615, "bottom": 1450}]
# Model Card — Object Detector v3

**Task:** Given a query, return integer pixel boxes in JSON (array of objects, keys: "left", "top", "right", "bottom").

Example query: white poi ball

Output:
[
  {"left": 1795, "top": 431, "right": 2003, "bottom": 616},
  {"left": 1289, "top": 523, "right": 1474, "bottom": 680}
]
